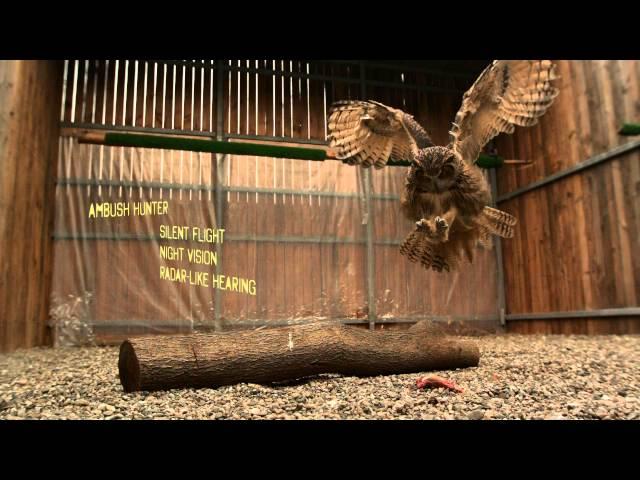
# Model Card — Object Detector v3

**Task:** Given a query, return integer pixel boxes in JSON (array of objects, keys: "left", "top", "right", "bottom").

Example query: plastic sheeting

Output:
[{"left": 50, "top": 137, "right": 499, "bottom": 344}]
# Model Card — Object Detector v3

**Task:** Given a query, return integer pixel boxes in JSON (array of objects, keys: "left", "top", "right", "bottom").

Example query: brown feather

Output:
[
  {"left": 450, "top": 60, "right": 559, "bottom": 165},
  {"left": 327, "top": 100, "right": 431, "bottom": 168}
]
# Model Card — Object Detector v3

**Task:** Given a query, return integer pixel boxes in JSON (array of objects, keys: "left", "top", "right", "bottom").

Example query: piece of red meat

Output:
[{"left": 416, "top": 375, "right": 464, "bottom": 393}]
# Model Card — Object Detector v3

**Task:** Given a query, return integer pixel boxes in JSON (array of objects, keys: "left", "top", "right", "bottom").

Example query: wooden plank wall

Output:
[
  {"left": 494, "top": 60, "right": 640, "bottom": 334},
  {"left": 0, "top": 61, "right": 63, "bottom": 353},
  {"left": 52, "top": 60, "right": 499, "bottom": 342},
  {"left": 14, "top": 60, "right": 636, "bottom": 346}
]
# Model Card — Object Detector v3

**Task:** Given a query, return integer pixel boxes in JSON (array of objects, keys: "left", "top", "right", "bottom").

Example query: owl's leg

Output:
[
  {"left": 441, "top": 206, "right": 458, "bottom": 229},
  {"left": 416, "top": 206, "right": 458, "bottom": 242},
  {"left": 429, "top": 206, "right": 459, "bottom": 242}
]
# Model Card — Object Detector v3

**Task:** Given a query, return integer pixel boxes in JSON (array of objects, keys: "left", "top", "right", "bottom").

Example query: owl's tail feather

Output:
[
  {"left": 400, "top": 230, "right": 459, "bottom": 272},
  {"left": 479, "top": 206, "right": 517, "bottom": 239},
  {"left": 477, "top": 226, "right": 493, "bottom": 249}
]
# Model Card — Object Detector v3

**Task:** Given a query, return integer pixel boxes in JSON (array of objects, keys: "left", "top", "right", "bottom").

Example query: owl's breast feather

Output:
[{"left": 417, "top": 190, "right": 452, "bottom": 215}]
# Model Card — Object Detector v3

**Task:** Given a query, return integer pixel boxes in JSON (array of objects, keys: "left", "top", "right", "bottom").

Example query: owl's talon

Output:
[
  {"left": 416, "top": 219, "right": 428, "bottom": 230},
  {"left": 416, "top": 216, "right": 450, "bottom": 242},
  {"left": 435, "top": 216, "right": 448, "bottom": 231}
]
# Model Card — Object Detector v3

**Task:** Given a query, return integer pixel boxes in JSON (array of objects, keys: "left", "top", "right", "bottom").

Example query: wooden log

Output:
[{"left": 118, "top": 321, "right": 480, "bottom": 392}]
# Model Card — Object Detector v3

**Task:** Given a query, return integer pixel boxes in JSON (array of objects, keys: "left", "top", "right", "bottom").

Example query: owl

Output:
[{"left": 327, "top": 60, "right": 559, "bottom": 272}]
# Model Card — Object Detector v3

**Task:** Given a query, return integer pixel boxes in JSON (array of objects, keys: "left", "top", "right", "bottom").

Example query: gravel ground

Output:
[{"left": 1, "top": 334, "right": 639, "bottom": 420}]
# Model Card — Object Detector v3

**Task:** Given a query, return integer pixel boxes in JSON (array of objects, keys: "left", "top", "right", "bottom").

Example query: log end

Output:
[{"left": 118, "top": 340, "right": 141, "bottom": 393}]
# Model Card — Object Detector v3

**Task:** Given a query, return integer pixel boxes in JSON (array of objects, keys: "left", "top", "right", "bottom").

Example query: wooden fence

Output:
[
  {"left": 5, "top": 59, "right": 636, "bottom": 351},
  {"left": 0, "top": 61, "right": 62, "bottom": 352},
  {"left": 51, "top": 60, "right": 499, "bottom": 343},
  {"left": 494, "top": 60, "right": 640, "bottom": 334}
]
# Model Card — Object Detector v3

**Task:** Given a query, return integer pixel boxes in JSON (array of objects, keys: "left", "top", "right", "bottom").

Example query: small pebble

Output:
[
  {"left": 467, "top": 409, "right": 485, "bottom": 420},
  {"left": 544, "top": 412, "right": 565, "bottom": 420}
]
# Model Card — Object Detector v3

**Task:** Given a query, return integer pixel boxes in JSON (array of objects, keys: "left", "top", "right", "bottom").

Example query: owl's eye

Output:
[{"left": 440, "top": 165, "right": 454, "bottom": 177}]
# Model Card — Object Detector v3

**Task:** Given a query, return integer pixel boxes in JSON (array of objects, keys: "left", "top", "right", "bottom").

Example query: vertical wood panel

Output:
[
  {"left": 495, "top": 60, "right": 640, "bottom": 333},
  {"left": 0, "top": 61, "right": 63, "bottom": 352}
]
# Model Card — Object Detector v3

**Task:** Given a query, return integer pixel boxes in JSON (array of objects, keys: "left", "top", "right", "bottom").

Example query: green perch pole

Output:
[
  {"left": 619, "top": 123, "right": 640, "bottom": 136},
  {"left": 77, "top": 131, "right": 513, "bottom": 170},
  {"left": 476, "top": 154, "right": 504, "bottom": 169},
  {"left": 91, "top": 132, "right": 329, "bottom": 161}
]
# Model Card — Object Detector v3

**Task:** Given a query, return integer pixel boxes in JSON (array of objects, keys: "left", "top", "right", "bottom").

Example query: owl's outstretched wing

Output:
[
  {"left": 327, "top": 100, "right": 433, "bottom": 168},
  {"left": 450, "top": 60, "right": 560, "bottom": 165}
]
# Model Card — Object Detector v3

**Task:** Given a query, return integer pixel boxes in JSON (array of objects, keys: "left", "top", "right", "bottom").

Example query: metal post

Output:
[
  {"left": 360, "top": 62, "right": 376, "bottom": 330},
  {"left": 214, "top": 60, "right": 226, "bottom": 331},
  {"left": 364, "top": 171, "right": 377, "bottom": 330},
  {"left": 489, "top": 168, "right": 506, "bottom": 327}
]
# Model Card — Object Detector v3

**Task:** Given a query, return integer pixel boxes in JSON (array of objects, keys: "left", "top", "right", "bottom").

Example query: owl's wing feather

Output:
[
  {"left": 328, "top": 100, "right": 433, "bottom": 168},
  {"left": 450, "top": 60, "right": 559, "bottom": 165}
]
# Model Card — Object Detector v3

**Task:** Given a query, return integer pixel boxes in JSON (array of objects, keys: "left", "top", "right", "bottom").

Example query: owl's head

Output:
[{"left": 411, "top": 146, "right": 460, "bottom": 191}]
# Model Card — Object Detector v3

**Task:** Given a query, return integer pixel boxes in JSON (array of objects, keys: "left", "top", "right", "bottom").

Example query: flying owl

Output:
[{"left": 327, "top": 60, "right": 559, "bottom": 272}]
